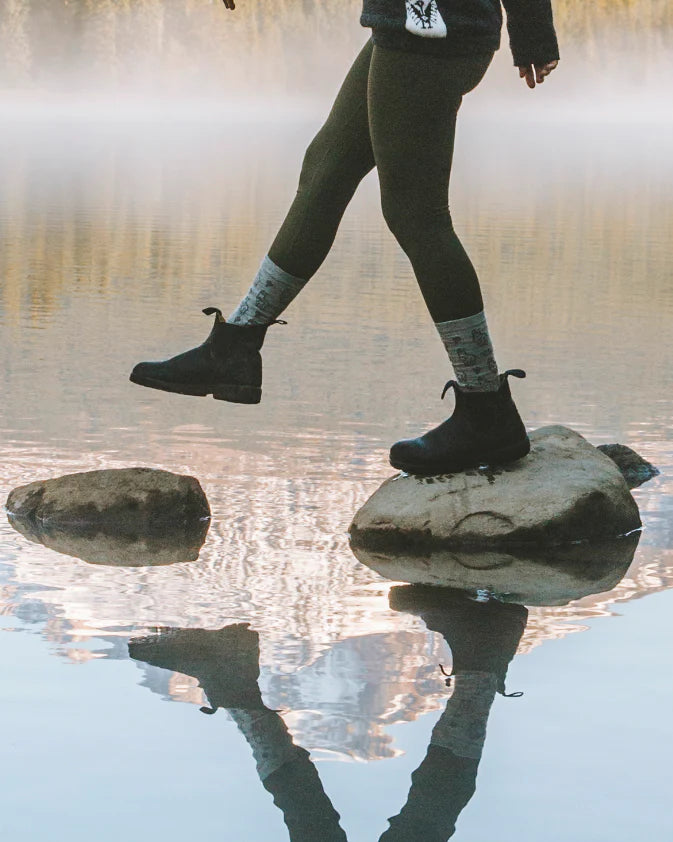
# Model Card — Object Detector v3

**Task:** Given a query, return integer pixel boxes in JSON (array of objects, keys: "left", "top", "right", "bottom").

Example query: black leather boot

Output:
[
  {"left": 389, "top": 369, "right": 530, "bottom": 475},
  {"left": 129, "top": 307, "right": 284, "bottom": 404}
]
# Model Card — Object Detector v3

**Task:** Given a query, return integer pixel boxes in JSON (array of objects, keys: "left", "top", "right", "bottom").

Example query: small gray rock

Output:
[
  {"left": 6, "top": 467, "right": 210, "bottom": 536},
  {"left": 597, "top": 444, "right": 659, "bottom": 489},
  {"left": 350, "top": 426, "right": 641, "bottom": 550}
]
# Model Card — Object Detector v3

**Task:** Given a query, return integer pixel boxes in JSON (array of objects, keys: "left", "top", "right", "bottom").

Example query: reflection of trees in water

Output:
[
  {"left": 0, "top": 1, "right": 671, "bottom": 89},
  {"left": 1, "top": 124, "right": 671, "bottom": 447}
]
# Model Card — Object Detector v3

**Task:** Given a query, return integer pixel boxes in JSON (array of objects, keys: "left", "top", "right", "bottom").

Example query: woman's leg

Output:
[
  {"left": 228, "top": 38, "right": 376, "bottom": 325},
  {"left": 368, "top": 47, "right": 501, "bottom": 394},
  {"left": 367, "top": 46, "right": 492, "bottom": 325},
  {"left": 369, "top": 47, "right": 530, "bottom": 474}
]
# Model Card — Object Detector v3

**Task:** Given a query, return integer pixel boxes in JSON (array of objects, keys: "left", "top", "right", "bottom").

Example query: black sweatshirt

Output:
[{"left": 360, "top": 0, "right": 560, "bottom": 66}]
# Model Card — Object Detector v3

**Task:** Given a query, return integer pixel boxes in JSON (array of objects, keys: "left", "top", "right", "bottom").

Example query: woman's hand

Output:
[
  {"left": 222, "top": 0, "right": 236, "bottom": 9},
  {"left": 518, "top": 60, "right": 558, "bottom": 89}
]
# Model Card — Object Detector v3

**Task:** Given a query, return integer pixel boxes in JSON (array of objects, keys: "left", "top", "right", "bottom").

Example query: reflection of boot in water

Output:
[
  {"left": 390, "top": 585, "right": 528, "bottom": 695},
  {"left": 380, "top": 586, "right": 528, "bottom": 841},
  {"left": 129, "top": 624, "right": 347, "bottom": 842},
  {"left": 129, "top": 622, "right": 266, "bottom": 711}
]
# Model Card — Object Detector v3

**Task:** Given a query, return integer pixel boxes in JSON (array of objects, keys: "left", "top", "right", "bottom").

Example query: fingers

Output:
[
  {"left": 519, "top": 65, "right": 536, "bottom": 89},
  {"left": 518, "top": 60, "right": 558, "bottom": 89},
  {"left": 534, "top": 60, "right": 558, "bottom": 84}
]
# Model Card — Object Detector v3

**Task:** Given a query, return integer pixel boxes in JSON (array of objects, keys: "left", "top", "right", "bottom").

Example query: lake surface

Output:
[{"left": 1, "top": 27, "right": 673, "bottom": 842}]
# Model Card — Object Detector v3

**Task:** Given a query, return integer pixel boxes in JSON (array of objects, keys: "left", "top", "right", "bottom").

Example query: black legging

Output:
[{"left": 268, "top": 39, "right": 493, "bottom": 322}]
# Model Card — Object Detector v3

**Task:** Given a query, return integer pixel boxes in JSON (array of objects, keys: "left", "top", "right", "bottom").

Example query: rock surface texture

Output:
[
  {"left": 6, "top": 468, "right": 210, "bottom": 536},
  {"left": 597, "top": 443, "right": 660, "bottom": 489},
  {"left": 350, "top": 426, "right": 642, "bottom": 550}
]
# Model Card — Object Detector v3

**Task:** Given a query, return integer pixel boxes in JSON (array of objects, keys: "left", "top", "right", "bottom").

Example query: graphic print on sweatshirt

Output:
[{"left": 405, "top": 0, "right": 447, "bottom": 38}]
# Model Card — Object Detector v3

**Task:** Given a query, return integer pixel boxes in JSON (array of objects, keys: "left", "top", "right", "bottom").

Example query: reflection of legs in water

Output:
[
  {"left": 128, "top": 624, "right": 347, "bottom": 842},
  {"left": 380, "top": 587, "right": 528, "bottom": 842},
  {"left": 127, "top": 598, "right": 526, "bottom": 842},
  {"left": 230, "top": 708, "right": 347, "bottom": 842}
]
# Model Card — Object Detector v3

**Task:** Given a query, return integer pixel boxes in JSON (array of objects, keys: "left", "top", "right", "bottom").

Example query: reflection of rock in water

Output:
[
  {"left": 6, "top": 467, "right": 210, "bottom": 566},
  {"left": 351, "top": 533, "right": 640, "bottom": 607},
  {"left": 7, "top": 513, "right": 209, "bottom": 567}
]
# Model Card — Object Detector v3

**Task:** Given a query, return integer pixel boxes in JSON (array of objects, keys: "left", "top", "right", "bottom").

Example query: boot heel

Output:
[{"left": 212, "top": 384, "right": 261, "bottom": 404}]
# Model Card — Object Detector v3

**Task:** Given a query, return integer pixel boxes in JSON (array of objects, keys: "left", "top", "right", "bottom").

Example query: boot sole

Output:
[
  {"left": 129, "top": 373, "right": 261, "bottom": 405},
  {"left": 389, "top": 437, "right": 531, "bottom": 477}
]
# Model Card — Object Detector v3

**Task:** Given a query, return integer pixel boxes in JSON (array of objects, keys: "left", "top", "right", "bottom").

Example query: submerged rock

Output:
[
  {"left": 597, "top": 443, "right": 660, "bottom": 489},
  {"left": 350, "top": 426, "right": 641, "bottom": 550},
  {"left": 6, "top": 467, "right": 210, "bottom": 538},
  {"left": 351, "top": 533, "right": 639, "bottom": 607}
]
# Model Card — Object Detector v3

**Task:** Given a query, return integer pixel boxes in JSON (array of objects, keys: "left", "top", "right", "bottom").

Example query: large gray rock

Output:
[
  {"left": 6, "top": 467, "right": 210, "bottom": 536},
  {"left": 350, "top": 426, "right": 641, "bottom": 550},
  {"left": 351, "top": 533, "right": 639, "bottom": 607}
]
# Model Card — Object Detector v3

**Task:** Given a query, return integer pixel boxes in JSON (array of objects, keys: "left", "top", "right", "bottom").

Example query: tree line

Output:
[{"left": 1, "top": 0, "right": 671, "bottom": 88}]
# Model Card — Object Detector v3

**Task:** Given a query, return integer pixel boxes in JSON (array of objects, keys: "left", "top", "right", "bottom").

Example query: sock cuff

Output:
[
  {"left": 228, "top": 254, "right": 307, "bottom": 325},
  {"left": 259, "top": 254, "right": 306, "bottom": 285},
  {"left": 434, "top": 310, "right": 487, "bottom": 336}
]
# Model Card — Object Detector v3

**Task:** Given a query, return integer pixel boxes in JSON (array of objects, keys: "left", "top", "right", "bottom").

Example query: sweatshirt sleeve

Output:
[{"left": 501, "top": 0, "right": 560, "bottom": 67}]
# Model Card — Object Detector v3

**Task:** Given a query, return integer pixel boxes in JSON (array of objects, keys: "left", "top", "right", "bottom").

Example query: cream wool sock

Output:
[
  {"left": 434, "top": 310, "right": 500, "bottom": 392},
  {"left": 228, "top": 255, "right": 307, "bottom": 326}
]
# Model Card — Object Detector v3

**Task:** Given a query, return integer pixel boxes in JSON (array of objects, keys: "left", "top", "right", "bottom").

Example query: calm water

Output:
[{"left": 1, "top": 30, "right": 673, "bottom": 841}]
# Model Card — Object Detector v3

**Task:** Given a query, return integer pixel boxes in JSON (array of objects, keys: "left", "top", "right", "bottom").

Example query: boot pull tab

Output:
[
  {"left": 442, "top": 665, "right": 524, "bottom": 698},
  {"left": 503, "top": 369, "right": 526, "bottom": 380},
  {"left": 203, "top": 307, "right": 225, "bottom": 322},
  {"left": 497, "top": 677, "right": 524, "bottom": 697},
  {"left": 439, "top": 663, "right": 453, "bottom": 687},
  {"left": 199, "top": 705, "right": 218, "bottom": 715},
  {"left": 441, "top": 380, "right": 459, "bottom": 400},
  {"left": 271, "top": 319, "right": 288, "bottom": 326}
]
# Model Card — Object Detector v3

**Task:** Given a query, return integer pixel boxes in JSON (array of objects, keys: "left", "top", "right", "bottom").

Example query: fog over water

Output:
[{"left": 0, "top": 1, "right": 671, "bottom": 122}]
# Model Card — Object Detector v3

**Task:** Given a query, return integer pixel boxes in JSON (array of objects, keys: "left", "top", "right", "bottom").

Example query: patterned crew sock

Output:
[
  {"left": 435, "top": 310, "right": 500, "bottom": 392},
  {"left": 228, "top": 255, "right": 307, "bottom": 325}
]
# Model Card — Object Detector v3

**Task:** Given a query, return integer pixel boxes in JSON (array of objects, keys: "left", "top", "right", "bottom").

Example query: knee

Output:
[
  {"left": 297, "top": 128, "right": 350, "bottom": 195},
  {"left": 380, "top": 192, "right": 408, "bottom": 242},
  {"left": 298, "top": 133, "right": 328, "bottom": 189},
  {"left": 298, "top": 129, "right": 371, "bottom": 198},
  {"left": 381, "top": 191, "right": 453, "bottom": 248}
]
